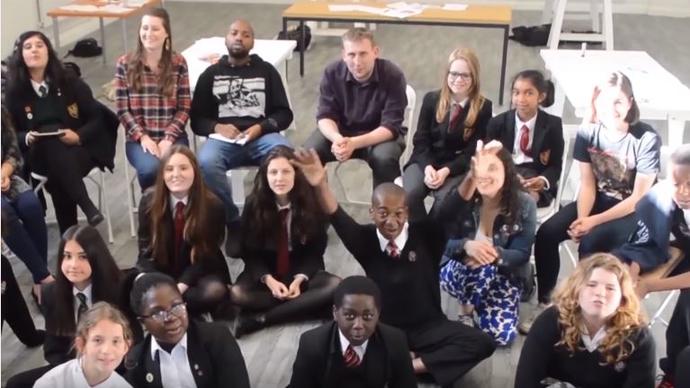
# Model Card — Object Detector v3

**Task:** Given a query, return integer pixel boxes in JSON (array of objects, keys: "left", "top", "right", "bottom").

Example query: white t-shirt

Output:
[{"left": 33, "top": 358, "right": 132, "bottom": 388}]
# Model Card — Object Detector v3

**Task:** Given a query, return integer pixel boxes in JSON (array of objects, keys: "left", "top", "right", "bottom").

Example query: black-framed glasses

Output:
[
  {"left": 448, "top": 71, "right": 472, "bottom": 81},
  {"left": 140, "top": 302, "right": 187, "bottom": 322}
]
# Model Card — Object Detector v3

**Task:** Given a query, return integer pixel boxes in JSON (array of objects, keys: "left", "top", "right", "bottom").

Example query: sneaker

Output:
[
  {"left": 518, "top": 303, "right": 550, "bottom": 335},
  {"left": 657, "top": 375, "right": 674, "bottom": 388},
  {"left": 458, "top": 313, "right": 475, "bottom": 327}
]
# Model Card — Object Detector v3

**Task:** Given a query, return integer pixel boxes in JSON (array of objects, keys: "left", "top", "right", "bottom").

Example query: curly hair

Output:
[
  {"left": 553, "top": 253, "right": 646, "bottom": 366},
  {"left": 242, "top": 146, "right": 325, "bottom": 249}
]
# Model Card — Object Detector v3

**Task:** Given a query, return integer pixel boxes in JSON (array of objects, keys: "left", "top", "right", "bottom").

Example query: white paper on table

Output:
[
  {"left": 209, "top": 133, "right": 249, "bottom": 146},
  {"left": 328, "top": 4, "right": 357, "bottom": 12},
  {"left": 443, "top": 3, "right": 469, "bottom": 11},
  {"left": 59, "top": 4, "right": 100, "bottom": 12},
  {"left": 380, "top": 7, "right": 423, "bottom": 18}
]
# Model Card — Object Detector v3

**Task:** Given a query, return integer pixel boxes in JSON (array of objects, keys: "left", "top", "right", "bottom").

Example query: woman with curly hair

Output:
[
  {"left": 230, "top": 145, "right": 340, "bottom": 337},
  {"left": 514, "top": 253, "right": 655, "bottom": 388},
  {"left": 439, "top": 140, "right": 536, "bottom": 345}
]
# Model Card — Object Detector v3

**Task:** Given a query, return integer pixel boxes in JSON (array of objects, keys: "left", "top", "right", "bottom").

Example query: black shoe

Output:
[
  {"left": 20, "top": 329, "right": 46, "bottom": 348},
  {"left": 234, "top": 314, "right": 265, "bottom": 338},
  {"left": 87, "top": 211, "right": 104, "bottom": 226}
]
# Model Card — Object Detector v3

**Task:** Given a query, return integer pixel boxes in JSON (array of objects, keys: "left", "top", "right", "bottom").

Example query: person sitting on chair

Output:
[
  {"left": 288, "top": 275, "right": 417, "bottom": 388},
  {"left": 303, "top": 27, "right": 407, "bottom": 190}
]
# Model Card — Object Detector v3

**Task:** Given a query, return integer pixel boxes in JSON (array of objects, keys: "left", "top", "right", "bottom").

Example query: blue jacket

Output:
[
  {"left": 441, "top": 190, "right": 537, "bottom": 285},
  {"left": 613, "top": 182, "right": 690, "bottom": 271}
]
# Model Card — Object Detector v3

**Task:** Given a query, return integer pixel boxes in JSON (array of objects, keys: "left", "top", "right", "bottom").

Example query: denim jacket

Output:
[{"left": 441, "top": 190, "right": 537, "bottom": 282}]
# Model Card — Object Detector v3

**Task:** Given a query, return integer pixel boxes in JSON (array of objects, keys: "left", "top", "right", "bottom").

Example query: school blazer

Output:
[
  {"left": 287, "top": 321, "right": 417, "bottom": 388},
  {"left": 486, "top": 109, "right": 564, "bottom": 191},
  {"left": 125, "top": 320, "right": 250, "bottom": 388},
  {"left": 136, "top": 189, "right": 230, "bottom": 285}
]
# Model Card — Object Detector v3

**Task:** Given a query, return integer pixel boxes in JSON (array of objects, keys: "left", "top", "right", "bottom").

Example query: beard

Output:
[{"left": 228, "top": 45, "right": 249, "bottom": 60}]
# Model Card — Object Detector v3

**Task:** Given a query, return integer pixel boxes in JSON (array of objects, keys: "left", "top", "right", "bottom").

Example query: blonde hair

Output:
[
  {"left": 74, "top": 302, "right": 133, "bottom": 356},
  {"left": 341, "top": 27, "right": 376, "bottom": 47},
  {"left": 435, "top": 47, "right": 486, "bottom": 129},
  {"left": 552, "top": 253, "right": 646, "bottom": 365}
]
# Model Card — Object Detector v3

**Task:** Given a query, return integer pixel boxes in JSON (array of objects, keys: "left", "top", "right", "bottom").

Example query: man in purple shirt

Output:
[{"left": 303, "top": 28, "right": 407, "bottom": 188}]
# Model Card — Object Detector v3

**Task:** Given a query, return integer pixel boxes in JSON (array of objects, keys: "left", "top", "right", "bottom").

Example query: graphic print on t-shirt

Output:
[
  {"left": 587, "top": 146, "right": 635, "bottom": 200},
  {"left": 212, "top": 75, "right": 265, "bottom": 119}
]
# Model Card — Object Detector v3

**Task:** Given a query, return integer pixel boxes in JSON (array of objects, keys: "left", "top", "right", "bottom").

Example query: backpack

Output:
[
  {"left": 509, "top": 24, "right": 551, "bottom": 47},
  {"left": 277, "top": 25, "right": 312, "bottom": 52},
  {"left": 66, "top": 38, "right": 103, "bottom": 58}
]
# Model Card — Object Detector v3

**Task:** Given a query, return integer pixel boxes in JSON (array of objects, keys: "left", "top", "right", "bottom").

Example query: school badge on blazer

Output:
[
  {"left": 539, "top": 149, "right": 551, "bottom": 165},
  {"left": 67, "top": 103, "right": 79, "bottom": 119}
]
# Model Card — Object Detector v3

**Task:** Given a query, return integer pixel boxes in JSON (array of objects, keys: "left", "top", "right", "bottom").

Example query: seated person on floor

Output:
[
  {"left": 125, "top": 272, "right": 250, "bottom": 388},
  {"left": 403, "top": 47, "right": 492, "bottom": 221},
  {"left": 230, "top": 146, "right": 340, "bottom": 337},
  {"left": 293, "top": 148, "right": 496, "bottom": 388},
  {"left": 288, "top": 275, "right": 417, "bottom": 388},
  {"left": 515, "top": 253, "right": 655, "bottom": 388},
  {"left": 115, "top": 8, "right": 191, "bottom": 191},
  {"left": 6, "top": 225, "right": 127, "bottom": 388},
  {"left": 190, "top": 19, "right": 293, "bottom": 255},
  {"left": 34, "top": 302, "right": 133, "bottom": 388},
  {"left": 439, "top": 140, "right": 536, "bottom": 346},
  {"left": 486, "top": 70, "right": 563, "bottom": 208},
  {"left": 303, "top": 27, "right": 407, "bottom": 190},
  {"left": 137, "top": 145, "right": 231, "bottom": 320}
]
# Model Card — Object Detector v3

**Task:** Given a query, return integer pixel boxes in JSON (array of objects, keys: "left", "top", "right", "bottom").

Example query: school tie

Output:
[
  {"left": 387, "top": 240, "right": 400, "bottom": 259},
  {"left": 449, "top": 103, "right": 463, "bottom": 130},
  {"left": 276, "top": 208, "right": 290, "bottom": 278},
  {"left": 173, "top": 201, "right": 185, "bottom": 261},
  {"left": 344, "top": 345, "right": 361, "bottom": 368},
  {"left": 38, "top": 85, "right": 47, "bottom": 98},
  {"left": 76, "top": 292, "right": 88, "bottom": 321},
  {"left": 519, "top": 124, "right": 532, "bottom": 156}
]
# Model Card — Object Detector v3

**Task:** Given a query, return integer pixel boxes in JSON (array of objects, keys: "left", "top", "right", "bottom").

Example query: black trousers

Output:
[
  {"left": 534, "top": 193, "right": 637, "bottom": 303},
  {"left": 1, "top": 256, "right": 43, "bottom": 345},
  {"left": 401, "top": 163, "right": 464, "bottom": 223},
  {"left": 304, "top": 130, "right": 404, "bottom": 189},
  {"left": 230, "top": 270, "right": 340, "bottom": 325},
  {"left": 660, "top": 288, "right": 690, "bottom": 381},
  {"left": 29, "top": 137, "right": 97, "bottom": 233}
]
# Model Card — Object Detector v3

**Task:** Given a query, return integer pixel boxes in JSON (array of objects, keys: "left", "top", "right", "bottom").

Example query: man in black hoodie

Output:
[{"left": 190, "top": 19, "right": 293, "bottom": 255}]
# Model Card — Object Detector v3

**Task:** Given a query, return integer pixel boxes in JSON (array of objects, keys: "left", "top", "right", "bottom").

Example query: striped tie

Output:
[{"left": 343, "top": 345, "right": 361, "bottom": 368}]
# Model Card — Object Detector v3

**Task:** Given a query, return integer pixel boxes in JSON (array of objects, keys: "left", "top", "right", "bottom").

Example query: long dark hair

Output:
[
  {"left": 6, "top": 31, "right": 66, "bottom": 102},
  {"left": 243, "top": 146, "right": 325, "bottom": 248},
  {"left": 474, "top": 148, "right": 524, "bottom": 226},
  {"left": 53, "top": 225, "right": 122, "bottom": 336},
  {"left": 511, "top": 69, "right": 555, "bottom": 108},
  {"left": 148, "top": 145, "right": 221, "bottom": 268},
  {"left": 127, "top": 8, "right": 175, "bottom": 96}
]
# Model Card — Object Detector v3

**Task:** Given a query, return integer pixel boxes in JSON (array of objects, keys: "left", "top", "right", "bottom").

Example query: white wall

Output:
[{"left": 3, "top": 0, "right": 688, "bottom": 58}]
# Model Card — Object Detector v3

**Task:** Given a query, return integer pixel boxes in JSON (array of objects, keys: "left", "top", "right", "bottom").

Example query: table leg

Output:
[
  {"left": 299, "top": 20, "right": 305, "bottom": 77},
  {"left": 52, "top": 17, "right": 60, "bottom": 49},
  {"left": 499, "top": 25, "right": 508, "bottom": 106},
  {"left": 99, "top": 18, "right": 107, "bottom": 65}
]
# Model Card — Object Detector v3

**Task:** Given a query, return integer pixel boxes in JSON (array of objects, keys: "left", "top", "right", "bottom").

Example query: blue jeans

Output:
[
  {"left": 197, "top": 133, "right": 291, "bottom": 223},
  {"left": 125, "top": 137, "right": 189, "bottom": 191},
  {"left": 1, "top": 191, "right": 49, "bottom": 283}
]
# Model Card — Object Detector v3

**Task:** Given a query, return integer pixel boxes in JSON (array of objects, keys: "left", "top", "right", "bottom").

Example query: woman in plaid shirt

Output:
[{"left": 115, "top": 8, "right": 191, "bottom": 191}]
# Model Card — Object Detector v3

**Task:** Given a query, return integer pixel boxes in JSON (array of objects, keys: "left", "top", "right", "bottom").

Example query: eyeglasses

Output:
[
  {"left": 141, "top": 302, "right": 187, "bottom": 322},
  {"left": 448, "top": 71, "right": 472, "bottom": 81}
]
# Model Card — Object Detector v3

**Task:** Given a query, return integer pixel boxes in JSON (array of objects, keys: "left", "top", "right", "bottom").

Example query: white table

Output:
[
  {"left": 540, "top": 49, "right": 690, "bottom": 147},
  {"left": 181, "top": 37, "right": 297, "bottom": 131}
]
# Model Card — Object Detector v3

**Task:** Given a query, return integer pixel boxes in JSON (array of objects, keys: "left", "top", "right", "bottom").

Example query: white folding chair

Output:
[
  {"left": 335, "top": 84, "right": 417, "bottom": 204},
  {"left": 643, "top": 247, "right": 684, "bottom": 327},
  {"left": 31, "top": 168, "right": 114, "bottom": 243},
  {"left": 122, "top": 131, "right": 139, "bottom": 238}
]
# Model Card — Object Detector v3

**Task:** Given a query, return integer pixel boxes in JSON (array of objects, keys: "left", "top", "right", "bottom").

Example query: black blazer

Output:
[
  {"left": 241, "top": 211, "right": 328, "bottom": 282},
  {"left": 7, "top": 75, "right": 118, "bottom": 171},
  {"left": 407, "top": 90, "right": 493, "bottom": 176},
  {"left": 486, "top": 109, "right": 564, "bottom": 191},
  {"left": 287, "top": 321, "right": 417, "bottom": 388},
  {"left": 125, "top": 320, "right": 250, "bottom": 388},
  {"left": 137, "top": 189, "right": 230, "bottom": 285}
]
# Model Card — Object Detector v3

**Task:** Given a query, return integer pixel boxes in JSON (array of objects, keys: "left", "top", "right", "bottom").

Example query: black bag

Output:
[
  {"left": 277, "top": 25, "right": 311, "bottom": 52},
  {"left": 67, "top": 38, "right": 103, "bottom": 57},
  {"left": 509, "top": 24, "right": 551, "bottom": 47}
]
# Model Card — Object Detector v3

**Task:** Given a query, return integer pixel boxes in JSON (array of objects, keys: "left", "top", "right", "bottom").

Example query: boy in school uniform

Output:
[
  {"left": 293, "top": 149, "right": 496, "bottom": 388},
  {"left": 288, "top": 275, "right": 417, "bottom": 388}
]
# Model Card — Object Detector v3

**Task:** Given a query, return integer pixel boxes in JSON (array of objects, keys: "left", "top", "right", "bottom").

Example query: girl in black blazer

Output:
[
  {"left": 137, "top": 145, "right": 230, "bottom": 318},
  {"left": 486, "top": 70, "right": 564, "bottom": 207},
  {"left": 230, "top": 146, "right": 341, "bottom": 337},
  {"left": 6, "top": 225, "right": 126, "bottom": 388},
  {"left": 126, "top": 272, "right": 250, "bottom": 388},
  {"left": 5, "top": 31, "right": 116, "bottom": 233},
  {"left": 402, "top": 47, "right": 493, "bottom": 222}
]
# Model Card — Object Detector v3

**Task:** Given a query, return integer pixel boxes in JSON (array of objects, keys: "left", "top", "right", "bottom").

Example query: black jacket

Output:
[
  {"left": 125, "top": 320, "right": 250, "bottom": 388},
  {"left": 487, "top": 109, "right": 564, "bottom": 192},
  {"left": 288, "top": 321, "right": 417, "bottom": 388}
]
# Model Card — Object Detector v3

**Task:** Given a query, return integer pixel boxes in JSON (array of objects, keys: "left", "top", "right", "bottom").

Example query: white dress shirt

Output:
[
  {"left": 72, "top": 284, "right": 93, "bottom": 322},
  {"left": 684, "top": 209, "right": 690, "bottom": 229},
  {"left": 150, "top": 334, "right": 197, "bottom": 388},
  {"left": 169, "top": 195, "right": 189, "bottom": 213},
  {"left": 30, "top": 79, "right": 49, "bottom": 97},
  {"left": 376, "top": 223, "right": 409, "bottom": 255},
  {"left": 581, "top": 325, "right": 607, "bottom": 353},
  {"left": 512, "top": 111, "right": 537, "bottom": 165},
  {"left": 338, "top": 329, "right": 369, "bottom": 361}
]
